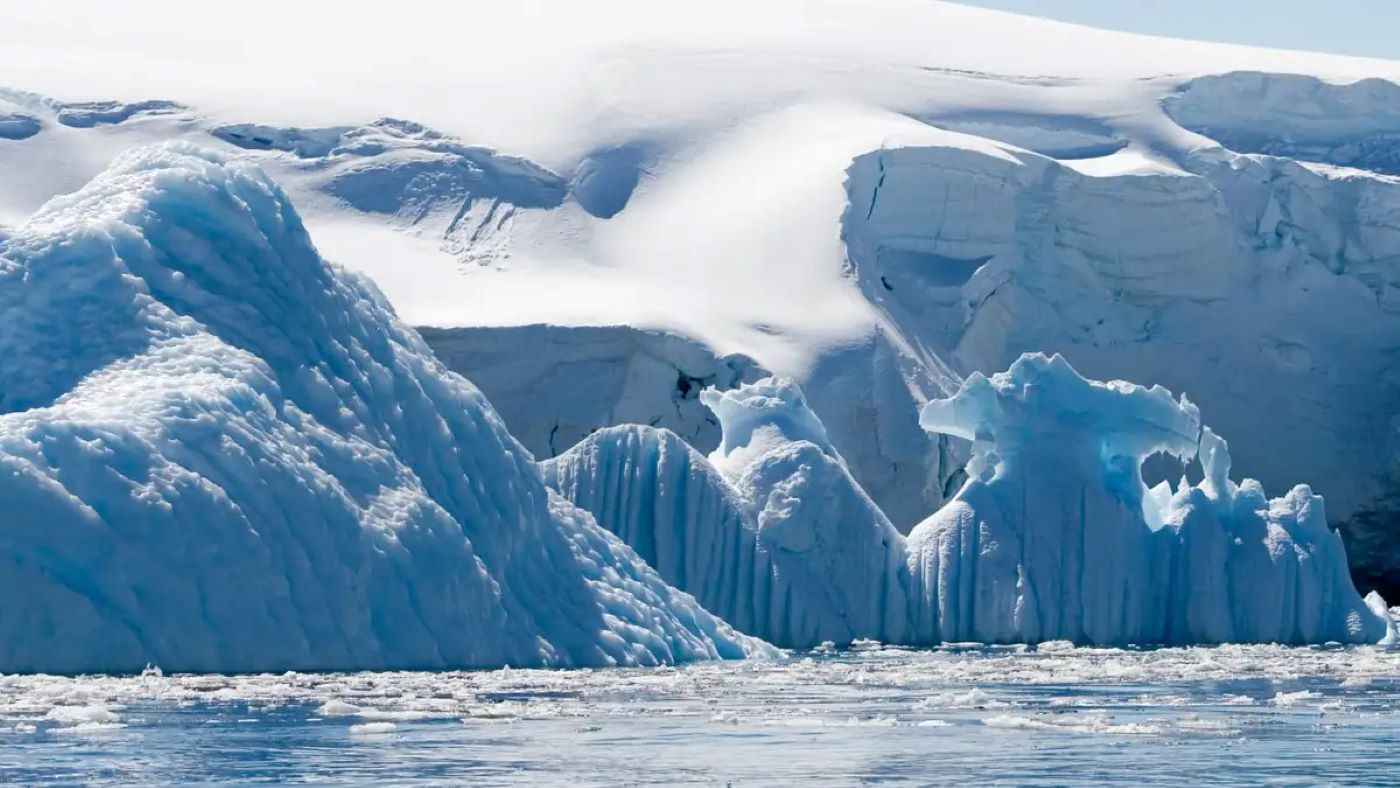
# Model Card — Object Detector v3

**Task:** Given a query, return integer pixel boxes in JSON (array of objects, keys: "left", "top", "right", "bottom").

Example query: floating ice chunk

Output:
[
  {"left": 50, "top": 722, "right": 128, "bottom": 735},
  {"left": 982, "top": 712, "right": 1162, "bottom": 735},
  {"left": 1270, "top": 690, "right": 1318, "bottom": 707},
  {"left": 916, "top": 719, "right": 953, "bottom": 728},
  {"left": 1364, "top": 592, "right": 1397, "bottom": 646},
  {"left": 45, "top": 705, "right": 121, "bottom": 726},
  {"left": 348, "top": 722, "right": 398, "bottom": 735},
  {"left": 913, "top": 687, "right": 1008, "bottom": 709},
  {"left": 317, "top": 701, "right": 363, "bottom": 717}
]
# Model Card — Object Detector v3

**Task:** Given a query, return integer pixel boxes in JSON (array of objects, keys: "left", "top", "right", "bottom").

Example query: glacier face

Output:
[
  {"left": 1163, "top": 72, "right": 1400, "bottom": 176},
  {"left": 0, "top": 144, "right": 769, "bottom": 673},
  {"left": 548, "top": 360, "right": 1392, "bottom": 648},
  {"left": 419, "top": 324, "right": 770, "bottom": 460},
  {"left": 419, "top": 323, "right": 962, "bottom": 533},
  {"left": 839, "top": 124, "right": 1400, "bottom": 600}
]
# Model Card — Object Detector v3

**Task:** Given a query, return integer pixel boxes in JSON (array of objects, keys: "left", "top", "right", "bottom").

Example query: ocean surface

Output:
[{"left": 3, "top": 642, "right": 1398, "bottom": 785}]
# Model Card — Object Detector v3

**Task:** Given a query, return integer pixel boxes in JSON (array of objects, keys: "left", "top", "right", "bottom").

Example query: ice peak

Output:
[{"left": 701, "top": 376, "right": 837, "bottom": 474}]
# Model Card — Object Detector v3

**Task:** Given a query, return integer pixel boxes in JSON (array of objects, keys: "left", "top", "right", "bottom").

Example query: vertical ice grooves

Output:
[{"left": 546, "top": 360, "right": 1389, "bottom": 649}]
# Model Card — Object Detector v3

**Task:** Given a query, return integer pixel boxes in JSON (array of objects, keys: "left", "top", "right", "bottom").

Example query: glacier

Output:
[
  {"left": 1, "top": 1, "right": 1399, "bottom": 669},
  {"left": 0, "top": 144, "right": 769, "bottom": 673},
  {"left": 548, "top": 359, "right": 1393, "bottom": 647}
]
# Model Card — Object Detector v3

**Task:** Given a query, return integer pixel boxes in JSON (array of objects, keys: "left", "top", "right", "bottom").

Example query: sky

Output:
[{"left": 954, "top": 0, "right": 1399, "bottom": 60}]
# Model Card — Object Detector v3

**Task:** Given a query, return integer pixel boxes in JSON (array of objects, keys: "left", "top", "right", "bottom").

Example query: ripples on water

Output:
[{"left": 2, "top": 642, "right": 1398, "bottom": 785}]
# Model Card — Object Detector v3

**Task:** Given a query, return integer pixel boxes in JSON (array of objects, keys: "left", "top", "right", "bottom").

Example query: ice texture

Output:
[
  {"left": 53, "top": 99, "right": 184, "bottom": 128},
  {"left": 3, "top": 4, "right": 1400, "bottom": 664},
  {"left": 549, "top": 357, "right": 1391, "bottom": 647},
  {"left": 0, "top": 114, "right": 40, "bottom": 141},
  {"left": 0, "top": 144, "right": 768, "bottom": 673},
  {"left": 838, "top": 135, "right": 1400, "bottom": 584},
  {"left": 1164, "top": 72, "right": 1400, "bottom": 175},
  {"left": 419, "top": 324, "right": 769, "bottom": 460},
  {"left": 545, "top": 380, "right": 911, "bottom": 647},
  {"left": 911, "top": 354, "right": 1391, "bottom": 645}
]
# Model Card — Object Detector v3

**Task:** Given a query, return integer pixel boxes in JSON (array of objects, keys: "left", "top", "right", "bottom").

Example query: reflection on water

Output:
[{"left": 2, "top": 642, "right": 1398, "bottom": 785}]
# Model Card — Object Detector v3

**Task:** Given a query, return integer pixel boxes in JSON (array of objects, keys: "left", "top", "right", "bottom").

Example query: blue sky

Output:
[{"left": 954, "top": 1, "right": 1399, "bottom": 60}]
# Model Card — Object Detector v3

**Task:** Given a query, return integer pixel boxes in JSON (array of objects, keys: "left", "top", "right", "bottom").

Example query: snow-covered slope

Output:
[
  {"left": 0, "top": 144, "right": 768, "bottom": 673},
  {"left": 548, "top": 361, "right": 1393, "bottom": 647}
]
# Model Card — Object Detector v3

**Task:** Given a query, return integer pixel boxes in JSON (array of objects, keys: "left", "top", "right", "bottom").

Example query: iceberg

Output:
[
  {"left": 549, "top": 358, "right": 1393, "bottom": 647},
  {"left": 544, "top": 380, "right": 912, "bottom": 647},
  {"left": 911, "top": 354, "right": 1391, "bottom": 646},
  {"left": 0, "top": 144, "right": 768, "bottom": 674}
]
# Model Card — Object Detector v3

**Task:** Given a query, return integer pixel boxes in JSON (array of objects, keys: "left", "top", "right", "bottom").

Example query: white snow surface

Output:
[
  {"left": 548, "top": 359, "right": 1390, "bottom": 647},
  {"left": 0, "top": 144, "right": 770, "bottom": 673}
]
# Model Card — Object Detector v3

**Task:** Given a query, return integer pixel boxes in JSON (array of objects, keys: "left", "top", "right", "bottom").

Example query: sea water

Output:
[{"left": 2, "top": 643, "right": 1397, "bottom": 785}]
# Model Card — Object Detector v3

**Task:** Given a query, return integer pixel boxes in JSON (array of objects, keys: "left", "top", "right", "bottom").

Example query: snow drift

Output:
[
  {"left": 0, "top": 144, "right": 768, "bottom": 673},
  {"left": 548, "top": 358, "right": 1393, "bottom": 647}
]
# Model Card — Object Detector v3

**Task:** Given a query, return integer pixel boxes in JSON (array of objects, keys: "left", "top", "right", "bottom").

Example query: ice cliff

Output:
[
  {"left": 0, "top": 145, "right": 768, "bottom": 673},
  {"left": 548, "top": 358, "right": 1393, "bottom": 648}
]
